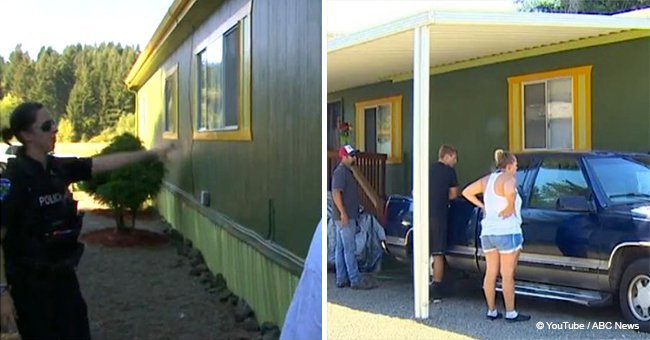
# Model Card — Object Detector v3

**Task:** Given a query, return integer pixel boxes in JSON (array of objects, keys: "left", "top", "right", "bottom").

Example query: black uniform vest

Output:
[{"left": 3, "top": 155, "right": 84, "bottom": 266}]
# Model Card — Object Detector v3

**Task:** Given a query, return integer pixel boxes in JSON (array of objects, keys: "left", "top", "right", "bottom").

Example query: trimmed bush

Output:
[{"left": 80, "top": 133, "right": 165, "bottom": 231}]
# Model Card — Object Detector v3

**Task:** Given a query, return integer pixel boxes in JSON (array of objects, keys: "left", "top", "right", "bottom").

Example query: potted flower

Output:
[{"left": 338, "top": 121, "right": 352, "bottom": 146}]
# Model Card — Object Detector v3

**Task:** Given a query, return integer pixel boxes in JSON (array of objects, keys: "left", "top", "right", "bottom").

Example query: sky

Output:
[
  {"left": 0, "top": 0, "right": 523, "bottom": 59},
  {"left": 328, "top": 0, "right": 519, "bottom": 34},
  {"left": 0, "top": 0, "right": 175, "bottom": 59}
]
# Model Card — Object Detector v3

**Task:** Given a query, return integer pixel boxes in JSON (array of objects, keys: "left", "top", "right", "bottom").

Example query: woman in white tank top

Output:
[
  {"left": 481, "top": 171, "right": 523, "bottom": 236},
  {"left": 462, "top": 149, "right": 530, "bottom": 322}
]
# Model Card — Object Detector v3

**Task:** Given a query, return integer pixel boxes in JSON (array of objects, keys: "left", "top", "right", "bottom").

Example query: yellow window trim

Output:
[
  {"left": 193, "top": 8, "right": 252, "bottom": 142},
  {"left": 507, "top": 65, "right": 592, "bottom": 152},
  {"left": 354, "top": 95, "right": 403, "bottom": 164},
  {"left": 163, "top": 64, "right": 179, "bottom": 140}
]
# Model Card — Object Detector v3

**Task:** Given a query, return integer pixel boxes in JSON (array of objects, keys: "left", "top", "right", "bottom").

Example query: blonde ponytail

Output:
[{"left": 494, "top": 149, "right": 504, "bottom": 166}]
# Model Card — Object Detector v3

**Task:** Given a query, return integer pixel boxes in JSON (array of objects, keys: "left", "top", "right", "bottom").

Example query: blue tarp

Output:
[{"left": 326, "top": 192, "right": 385, "bottom": 273}]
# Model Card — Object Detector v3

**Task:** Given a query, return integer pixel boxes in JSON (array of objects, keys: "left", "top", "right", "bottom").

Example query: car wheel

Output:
[{"left": 618, "top": 258, "right": 650, "bottom": 332}]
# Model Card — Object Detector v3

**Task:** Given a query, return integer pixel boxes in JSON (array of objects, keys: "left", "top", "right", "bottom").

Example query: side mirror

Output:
[{"left": 557, "top": 195, "right": 593, "bottom": 213}]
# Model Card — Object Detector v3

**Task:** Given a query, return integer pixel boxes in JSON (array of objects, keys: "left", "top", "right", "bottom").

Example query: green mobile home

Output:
[
  {"left": 125, "top": 0, "right": 321, "bottom": 326},
  {"left": 328, "top": 10, "right": 650, "bottom": 194}
]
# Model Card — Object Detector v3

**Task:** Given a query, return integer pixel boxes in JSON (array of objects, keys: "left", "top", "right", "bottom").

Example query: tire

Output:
[{"left": 618, "top": 258, "right": 650, "bottom": 333}]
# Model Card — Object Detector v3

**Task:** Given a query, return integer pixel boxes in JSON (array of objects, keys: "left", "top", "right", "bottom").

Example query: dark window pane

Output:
[
  {"left": 364, "top": 107, "right": 377, "bottom": 153},
  {"left": 524, "top": 83, "right": 546, "bottom": 149},
  {"left": 206, "top": 42, "right": 223, "bottom": 130},
  {"left": 164, "top": 71, "right": 177, "bottom": 133},
  {"left": 224, "top": 24, "right": 240, "bottom": 128},
  {"left": 198, "top": 51, "right": 208, "bottom": 130}
]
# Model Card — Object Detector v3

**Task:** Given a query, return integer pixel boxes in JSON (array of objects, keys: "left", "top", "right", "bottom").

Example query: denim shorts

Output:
[{"left": 480, "top": 234, "right": 523, "bottom": 254}]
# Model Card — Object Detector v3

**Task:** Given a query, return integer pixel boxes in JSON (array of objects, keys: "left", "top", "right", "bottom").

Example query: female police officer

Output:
[{"left": 0, "top": 102, "right": 173, "bottom": 339}]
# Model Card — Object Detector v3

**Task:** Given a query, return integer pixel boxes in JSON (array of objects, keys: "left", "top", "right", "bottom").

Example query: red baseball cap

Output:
[{"left": 339, "top": 144, "right": 359, "bottom": 158}]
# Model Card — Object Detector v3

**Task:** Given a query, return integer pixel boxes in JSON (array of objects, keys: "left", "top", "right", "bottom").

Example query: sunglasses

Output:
[{"left": 38, "top": 119, "right": 57, "bottom": 132}]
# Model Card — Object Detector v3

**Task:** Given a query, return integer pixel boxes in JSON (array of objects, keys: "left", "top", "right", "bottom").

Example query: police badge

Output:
[{"left": 0, "top": 177, "right": 10, "bottom": 201}]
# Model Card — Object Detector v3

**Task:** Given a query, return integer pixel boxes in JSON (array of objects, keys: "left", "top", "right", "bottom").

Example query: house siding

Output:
[
  {"left": 329, "top": 37, "right": 650, "bottom": 191},
  {"left": 136, "top": 0, "right": 321, "bottom": 325}
]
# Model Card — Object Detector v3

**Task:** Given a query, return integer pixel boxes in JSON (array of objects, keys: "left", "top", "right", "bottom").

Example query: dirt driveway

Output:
[{"left": 2, "top": 193, "right": 269, "bottom": 340}]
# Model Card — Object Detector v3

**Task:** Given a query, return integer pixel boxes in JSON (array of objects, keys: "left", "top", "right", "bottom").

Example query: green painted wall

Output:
[
  {"left": 157, "top": 187, "right": 299, "bottom": 326},
  {"left": 329, "top": 37, "right": 650, "bottom": 192},
  {"left": 139, "top": 0, "right": 321, "bottom": 258}
]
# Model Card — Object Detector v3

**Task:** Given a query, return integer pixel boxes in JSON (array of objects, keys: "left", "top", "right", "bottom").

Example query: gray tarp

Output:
[{"left": 326, "top": 192, "right": 385, "bottom": 273}]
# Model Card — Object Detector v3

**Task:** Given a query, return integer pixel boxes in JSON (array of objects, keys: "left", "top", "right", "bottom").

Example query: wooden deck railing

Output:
[{"left": 327, "top": 150, "right": 387, "bottom": 222}]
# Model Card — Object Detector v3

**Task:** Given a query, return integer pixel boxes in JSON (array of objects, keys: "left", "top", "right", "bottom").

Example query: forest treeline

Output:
[{"left": 0, "top": 43, "right": 138, "bottom": 142}]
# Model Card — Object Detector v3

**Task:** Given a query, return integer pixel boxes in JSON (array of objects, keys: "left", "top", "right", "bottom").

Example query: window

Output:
[
  {"left": 193, "top": 2, "right": 251, "bottom": 141},
  {"left": 529, "top": 157, "right": 590, "bottom": 209},
  {"left": 163, "top": 65, "right": 179, "bottom": 139},
  {"left": 523, "top": 78, "right": 572, "bottom": 149},
  {"left": 354, "top": 95, "right": 402, "bottom": 163},
  {"left": 587, "top": 156, "right": 650, "bottom": 205},
  {"left": 508, "top": 66, "right": 592, "bottom": 152}
]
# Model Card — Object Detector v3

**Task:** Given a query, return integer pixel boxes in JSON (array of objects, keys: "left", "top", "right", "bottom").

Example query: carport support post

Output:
[{"left": 412, "top": 24, "right": 430, "bottom": 319}]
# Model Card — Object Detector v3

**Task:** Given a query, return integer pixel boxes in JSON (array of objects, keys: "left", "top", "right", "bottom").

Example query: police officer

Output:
[{"left": 0, "top": 102, "right": 173, "bottom": 339}]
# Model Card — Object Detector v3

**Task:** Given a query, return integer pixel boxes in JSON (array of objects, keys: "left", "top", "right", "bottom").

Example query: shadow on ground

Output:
[{"left": 327, "top": 257, "right": 644, "bottom": 339}]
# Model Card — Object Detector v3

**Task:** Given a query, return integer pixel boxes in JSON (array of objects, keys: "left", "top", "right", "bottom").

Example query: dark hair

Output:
[
  {"left": 1, "top": 102, "right": 43, "bottom": 145},
  {"left": 494, "top": 149, "right": 516, "bottom": 169},
  {"left": 438, "top": 144, "right": 457, "bottom": 159}
]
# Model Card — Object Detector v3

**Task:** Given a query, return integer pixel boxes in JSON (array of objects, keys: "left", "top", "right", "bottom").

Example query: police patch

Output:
[{"left": 0, "top": 178, "right": 10, "bottom": 201}]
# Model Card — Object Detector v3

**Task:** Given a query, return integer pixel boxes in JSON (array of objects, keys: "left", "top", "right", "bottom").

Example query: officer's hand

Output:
[
  {"left": 0, "top": 293, "right": 18, "bottom": 333},
  {"left": 153, "top": 143, "right": 175, "bottom": 161}
]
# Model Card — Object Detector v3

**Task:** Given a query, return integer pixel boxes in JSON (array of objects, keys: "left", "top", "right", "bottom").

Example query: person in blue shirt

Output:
[{"left": 280, "top": 220, "right": 322, "bottom": 340}]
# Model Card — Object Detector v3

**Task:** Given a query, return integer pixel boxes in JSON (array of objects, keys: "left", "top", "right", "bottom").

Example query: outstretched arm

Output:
[{"left": 91, "top": 145, "right": 173, "bottom": 175}]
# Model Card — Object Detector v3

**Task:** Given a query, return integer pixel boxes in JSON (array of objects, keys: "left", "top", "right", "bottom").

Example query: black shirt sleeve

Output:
[{"left": 56, "top": 157, "right": 93, "bottom": 183}]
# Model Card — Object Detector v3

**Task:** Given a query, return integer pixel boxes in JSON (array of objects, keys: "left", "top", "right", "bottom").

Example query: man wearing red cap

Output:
[{"left": 331, "top": 145, "right": 375, "bottom": 290}]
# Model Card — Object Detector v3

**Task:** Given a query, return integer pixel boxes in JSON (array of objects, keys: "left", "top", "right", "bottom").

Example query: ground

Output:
[
  {"left": 327, "top": 260, "right": 648, "bottom": 339},
  {"left": 1, "top": 192, "right": 262, "bottom": 340}
]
